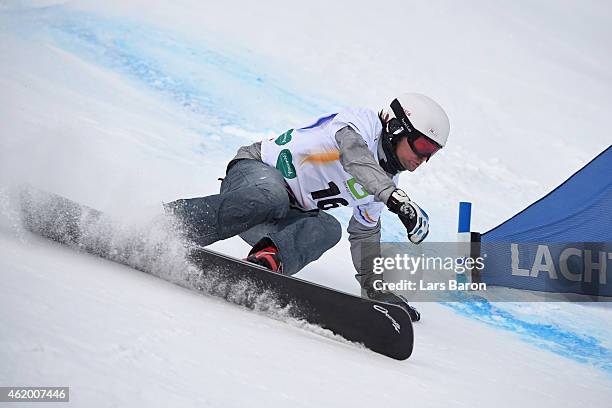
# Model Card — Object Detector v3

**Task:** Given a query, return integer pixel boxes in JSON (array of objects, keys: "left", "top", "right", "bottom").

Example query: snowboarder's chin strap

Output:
[
  {"left": 378, "top": 99, "right": 410, "bottom": 175},
  {"left": 378, "top": 133, "right": 405, "bottom": 175}
]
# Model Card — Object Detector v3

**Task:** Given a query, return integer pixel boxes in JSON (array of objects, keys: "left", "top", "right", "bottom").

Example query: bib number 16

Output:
[{"left": 311, "top": 182, "right": 349, "bottom": 210}]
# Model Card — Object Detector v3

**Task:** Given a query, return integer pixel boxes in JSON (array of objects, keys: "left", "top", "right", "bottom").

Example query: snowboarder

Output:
[{"left": 165, "top": 93, "right": 450, "bottom": 321}]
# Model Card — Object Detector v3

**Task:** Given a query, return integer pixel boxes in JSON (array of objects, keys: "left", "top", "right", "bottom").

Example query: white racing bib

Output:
[{"left": 261, "top": 107, "right": 397, "bottom": 227}]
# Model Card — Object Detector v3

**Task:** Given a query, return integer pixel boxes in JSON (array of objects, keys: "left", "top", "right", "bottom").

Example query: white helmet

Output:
[
  {"left": 390, "top": 92, "right": 450, "bottom": 147},
  {"left": 379, "top": 92, "right": 450, "bottom": 174}
]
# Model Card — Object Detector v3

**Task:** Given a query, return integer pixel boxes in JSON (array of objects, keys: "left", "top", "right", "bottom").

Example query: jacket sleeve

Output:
[{"left": 334, "top": 126, "right": 396, "bottom": 204}]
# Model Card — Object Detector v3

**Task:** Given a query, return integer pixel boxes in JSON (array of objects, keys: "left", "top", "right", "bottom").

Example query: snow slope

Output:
[
  {"left": 3, "top": 231, "right": 611, "bottom": 407},
  {"left": 1, "top": 1, "right": 611, "bottom": 406}
]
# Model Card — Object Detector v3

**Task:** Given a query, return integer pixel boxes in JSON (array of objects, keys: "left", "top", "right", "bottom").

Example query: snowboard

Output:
[{"left": 19, "top": 187, "right": 414, "bottom": 360}]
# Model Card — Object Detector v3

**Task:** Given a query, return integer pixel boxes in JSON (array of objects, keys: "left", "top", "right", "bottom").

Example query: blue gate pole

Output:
[
  {"left": 458, "top": 201, "right": 472, "bottom": 233},
  {"left": 457, "top": 202, "right": 472, "bottom": 283}
]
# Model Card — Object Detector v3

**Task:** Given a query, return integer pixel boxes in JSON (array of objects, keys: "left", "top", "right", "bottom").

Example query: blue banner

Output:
[{"left": 480, "top": 146, "right": 612, "bottom": 296}]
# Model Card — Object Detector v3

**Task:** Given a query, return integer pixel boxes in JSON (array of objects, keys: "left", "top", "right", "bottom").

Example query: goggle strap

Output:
[{"left": 390, "top": 99, "right": 415, "bottom": 134}]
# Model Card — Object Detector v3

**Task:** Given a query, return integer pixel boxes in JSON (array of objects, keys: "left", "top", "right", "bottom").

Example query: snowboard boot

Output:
[
  {"left": 360, "top": 275, "right": 421, "bottom": 322},
  {"left": 245, "top": 239, "right": 283, "bottom": 273}
]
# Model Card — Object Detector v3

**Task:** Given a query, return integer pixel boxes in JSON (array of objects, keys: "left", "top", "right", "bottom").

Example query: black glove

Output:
[{"left": 386, "top": 189, "right": 430, "bottom": 244}]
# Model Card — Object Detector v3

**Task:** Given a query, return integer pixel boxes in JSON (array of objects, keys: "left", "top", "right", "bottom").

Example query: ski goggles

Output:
[
  {"left": 408, "top": 134, "right": 441, "bottom": 160},
  {"left": 390, "top": 99, "right": 442, "bottom": 160}
]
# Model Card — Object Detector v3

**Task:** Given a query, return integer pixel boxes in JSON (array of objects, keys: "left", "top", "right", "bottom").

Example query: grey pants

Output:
[{"left": 167, "top": 159, "right": 342, "bottom": 275}]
